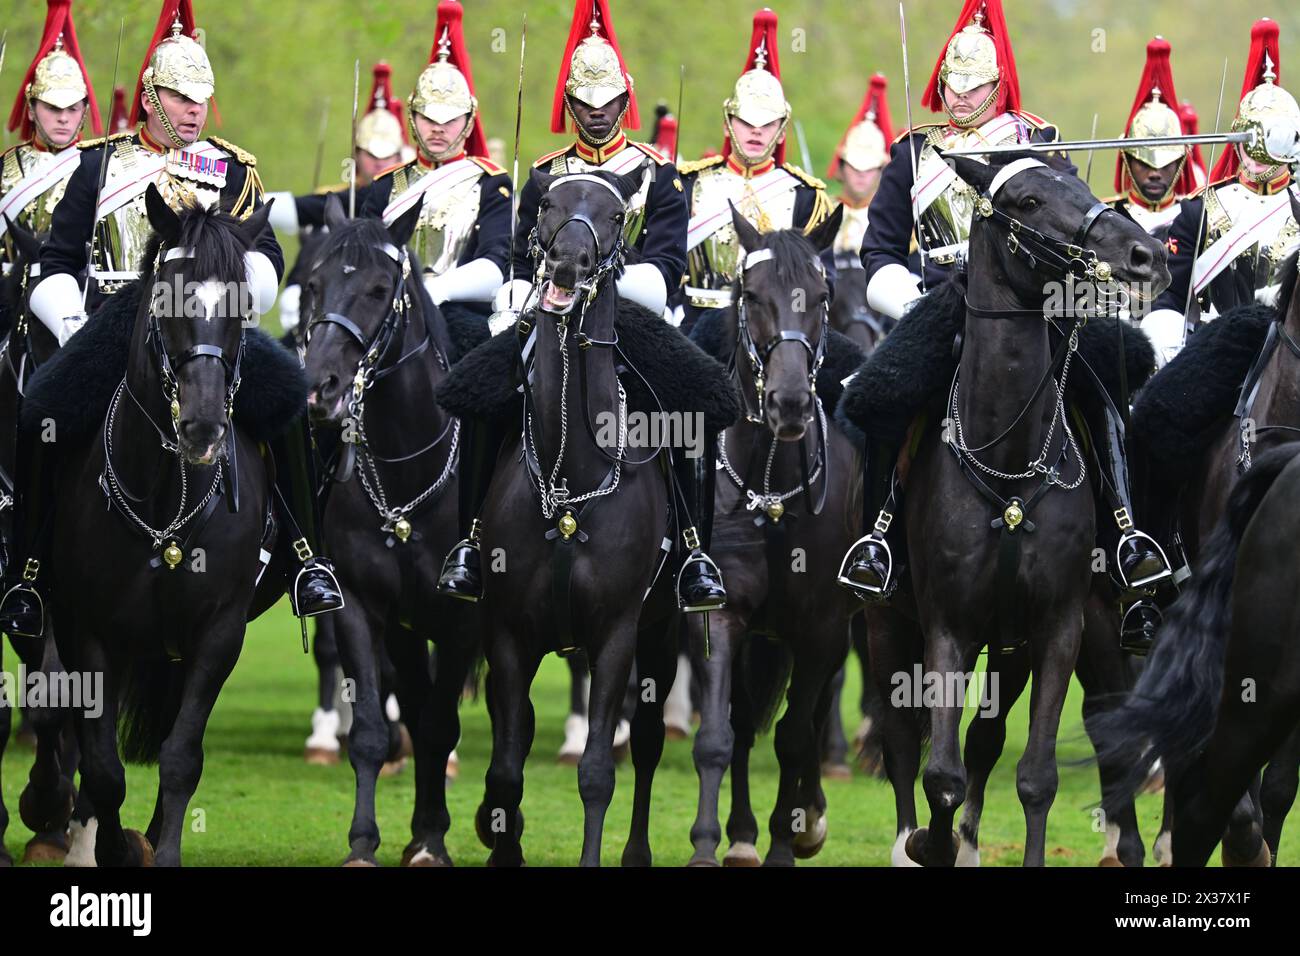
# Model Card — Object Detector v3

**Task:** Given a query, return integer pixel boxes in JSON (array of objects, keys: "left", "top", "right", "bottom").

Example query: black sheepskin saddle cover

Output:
[
  {"left": 436, "top": 299, "right": 740, "bottom": 436},
  {"left": 439, "top": 300, "right": 492, "bottom": 364},
  {"left": 686, "top": 307, "right": 865, "bottom": 430},
  {"left": 21, "top": 281, "right": 307, "bottom": 444},
  {"left": 837, "top": 275, "right": 1157, "bottom": 444},
  {"left": 1130, "top": 304, "right": 1274, "bottom": 481}
]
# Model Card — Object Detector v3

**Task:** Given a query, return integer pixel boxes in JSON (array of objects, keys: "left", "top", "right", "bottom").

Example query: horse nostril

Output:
[
  {"left": 315, "top": 374, "right": 339, "bottom": 402},
  {"left": 1128, "top": 241, "right": 1154, "bottom": 272}
]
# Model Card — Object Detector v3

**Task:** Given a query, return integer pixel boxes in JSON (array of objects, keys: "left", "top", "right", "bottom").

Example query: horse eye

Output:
[
  {"left": 1021, "top": 196, "right": 1040, "bottom": 211},
  {"left": 369, "top": 284, "right": 388, "bottom": 300}
]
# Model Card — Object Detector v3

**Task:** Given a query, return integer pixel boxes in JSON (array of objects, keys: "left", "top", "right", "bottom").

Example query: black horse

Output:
[
  {"left": 469, "top": 170, "right": 678, "bottom": 867},
  {"left": 300, "top": 197, "right": 477, "bottom": 866},
  {"left": 866, "top": 153, "right": 1168, "bottom": 866},
  {"left": 683, "top": 205, "right": 863, "bottom": 867},
  {"left": 27, "top": 188, "right": 293, "bottom": 866}
]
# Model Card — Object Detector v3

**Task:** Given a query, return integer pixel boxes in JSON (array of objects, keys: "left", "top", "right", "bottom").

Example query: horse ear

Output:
[
  {"left": 240, "top": 198, "right": 275, "bottom": 245},
  {"left": 729, "top": 201, "right": 763, "bottom": 254},
  {"left": 940, "top": 151, "right": 998, "bottom": 195},
  {"left": 145, "top": 183, "right": 181, "bottom": 244},
  {"left": 802, "top": 203, "right": 844, "bottom": 255},
  {"left": 323, "top": 193, "right": 349, "bottom": 231},
  {"left": 611, "top": 171, "right": 641, "bottom": 202},
  {"left": 3, "top": 214, "right": 41, "bottom": 263},
  {"left": 387, "top": 200, "right": 422, "bottom": 248},
  {"left": 529, "top": 166, "right": 557, "bottom": 195}
]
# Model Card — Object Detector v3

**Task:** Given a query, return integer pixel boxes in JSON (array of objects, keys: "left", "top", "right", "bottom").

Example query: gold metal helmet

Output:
[
  {"left": 142, "top": 16, "right": 215, "bottom": 106},
  {"left": 1123, "top": 88, "right": 1187, "bottom": 169},
  {"left": 357, "top": 108, "right": 404, "bottom": 161},
  {"left": 567, "top": 17, "right": 629, "bottom": 110},
  {"left": 27, "top": 37, "right": 89, "bottom": 111},
  {"left": 724, "top": 38, "right": 790, "bottom": 129},
  {"left": 1231, "top": 54, "right": 1300, "bottom": 167},
  {"left": 940, "top": 12, "right": 1000, "bottom": 97},
  {"left": 840, "top": 111, "right": 888, "bottom": 172},
  {"left": 408, "top": 27, "right": 477, "bottom": 160}
]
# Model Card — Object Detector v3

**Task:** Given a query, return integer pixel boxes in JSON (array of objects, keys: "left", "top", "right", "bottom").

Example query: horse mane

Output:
[
  {"left": 1277, "top": 249, "right": 1299, "bottom": 323},
  {"left": 139, "top": 202, "right": 253, "bottom": 290},
  {"left": 982, "top": 149, "right": 1076, "bottom": 176},
  {"left": 311, "top": 216, "right": 452, "bottom": 360},
  {"left": 727, "top": 227, "right": 824, "bottom": 297}
]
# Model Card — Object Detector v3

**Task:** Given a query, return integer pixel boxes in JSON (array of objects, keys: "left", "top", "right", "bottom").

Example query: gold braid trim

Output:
[
  {"left": 677, "top": 155, "right": 725, "bottom": 176},
  {"left": 800, "top": 186, "right": 835, "bottom": 236}
]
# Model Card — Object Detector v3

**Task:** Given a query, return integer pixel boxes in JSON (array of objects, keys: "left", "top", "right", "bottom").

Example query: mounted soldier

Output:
[
  {"left": 1106, "top": 37, "right": 1198, "bottom": 245},
  {"left": 438, "top": 0, "right": 729, "bottom": 616},
  {"left": 1141, "top": 18, "right": 1300, "bottom": 367},
  {"left": 1178, "top": 99, "right": 1210, "bottom": 192},
  {"left": 676, "top": 7, "right": 835, "bottom": 336},
  {"left": 0, "top": 0, "right": 343, "bottom": 638},
  {"left": 1, "top": 0, "right": 101, "bottom": 279},
  {"left": 837, "top": 0, "right": 1173, "bottom": 652}
]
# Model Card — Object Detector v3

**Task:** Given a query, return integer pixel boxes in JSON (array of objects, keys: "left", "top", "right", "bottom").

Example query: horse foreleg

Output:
[
  {"left": 152, "top": 615, "right": 244, "bottom": 866},
  {"left": 558, "top": 652, "right": 590, "bottom": 764},
  {"left": 335, "top": 601, "right": 387, "bottom": 866},
  {"left": 723, "top": 641, "right": 760, "bottom": 865},
  {"left": 958, "top": 645, "right": 1030, "bottom": 867},
  {"left": 577, "top": 616, "right": 639, "bottom": 867},
  {"left": 621, "top": 620, "right": 677, "bottom": 867},
  {"left": 479, "top": 632, "right": 540, "bottom": 867},
  {"left": 17, "top": 634, "right": 76, "bottom": 861},
  {"left": 866, "top": 606, "right": 924, "bottom": 865},
  {"left": 686, "top": 611, "right": 741, "bottom": 866},
  {"left": 1017, "top": 611, "right": 1083, "bottom": 867},
  {"left": 909, "top": 626, "right": 969, "bottom": 867},
  {"left": 1261, "top": 723, "right": 1300, "bottom": 865}
]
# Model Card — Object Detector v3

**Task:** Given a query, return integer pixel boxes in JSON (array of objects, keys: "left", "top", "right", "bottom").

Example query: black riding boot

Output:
[
  {"left": 274, "top": 416, "right": 343, "bottom": 619},
  {"left": 437, "top": 416, "right": 504, "bottom": 602},
  {"left": 672, "top": 437, "right": 727, "bottom": 613},
  {"left": 0, "top": 422, "right": 52, "bottom": 639},
  {"left": 838, "top": 439, "right": 902, "bottom": 600},
  {"left": 1089, "top": 400, "right": 1172, "bottom": 655}
]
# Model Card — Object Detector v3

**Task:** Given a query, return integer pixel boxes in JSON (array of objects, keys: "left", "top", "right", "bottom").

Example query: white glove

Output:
[
  {"left": 29, "top": 272, "right": 86, "bottom": 346},
  {"left": 244, "top": 251, "right": 279, "bottom": 316},
  {"left": 1140, "top": 308, "right": 1187, "bottom": 368},
  {"left": 278, "top": 283, "right": 302, "bottom": 332},
  {"left": 866, "top": 262, "right": 923, "bottom": 322},
  {"left": 57, "top": 313, "right": 88, "bottom": 347},
  {"left": 266, "top": 192, "right": 299, "bottom": 234},
  {"left": 424, "top": 258, "right": 505, "bottom": 306},
  {"left": 615, "top": 263, "right": 668, "bottom": 315},
  {"left": 492, "top": 278, "right": 533, "bottom": 313}
]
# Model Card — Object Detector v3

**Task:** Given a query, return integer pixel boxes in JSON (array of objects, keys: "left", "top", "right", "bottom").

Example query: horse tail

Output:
[
  {"left": 1091, "top": 441, "right": 1300, "bottom": 803},
  {"left": 741, "top": 634, "right": 793, "bottom": 734},
  {"left": 118, "top": 656, "right": 183, "bottom": 765}
]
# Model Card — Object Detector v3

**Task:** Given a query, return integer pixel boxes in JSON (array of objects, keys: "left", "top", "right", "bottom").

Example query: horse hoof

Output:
[
  {"left": 445, "top": 752, "right": 460, "bottom": 782},
  {"left": 556, "top": 751, "right": 581, "bottom": 767},
  {"left": 22, "top": 834, "right": 69, "bottom": 864},
  {"left": 793, "top": 812, "right": 829, "bottom": 859},
  {"left": 401, "top": 844, "right": 451, "bottom": 868},
  {"left": 125, "top": 830, "right": 154, "bottom": 867},
  {"left": 19, "top": 778, "right": 75, "bottom": 834},
  {"left": 905, "top": 827, "right": 957, "bottom": 866},
  {"left": 475, "top": 805, "right": 525, "bottom": 849},
  {"left": 304, "top": 746, "right": 340, "bottom": 766},
  {"left": 821, "top": 761, "right": 852, "bottom": 781},
  {"left": 342, "top": 858, "right": 378, "bottom": 867},
  {"left": 1098, "top": 855, "right": 1124, "bottom": 868},
  {"left": 686, "top": 856, "right": 720, "bottom": 868},
  {"left": 379, "top": 756, "right": 408, "bottom": 778},
  {"left": 1222, "top": 841, "right": 1272, "bottom": 868},
  {"left": 722, "top": 842, "right": 761, "bottom": 867}
]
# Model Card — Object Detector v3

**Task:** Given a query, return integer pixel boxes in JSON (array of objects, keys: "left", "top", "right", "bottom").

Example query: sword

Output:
[
  {"left": 898, "top": 2, "right": 926, "bottom": 293},
  {"left": 1083, "top": 113, "right": 1098, "bottom": 189},
  {"left": 674, "top": 63, "right": 685, "bottom": 164},
  {"left": 944, "top": 131, "right": 1253, "bottom": 158},
  {"left": 1180, "top": 58, "right": 1231, "bottom": 347},
  {"left": 348, "top": 59, "right": 360, "bottom": 219},
  {"left": 505, "top": 14, "right": 527, "bottom": 297},
  {"left": 1, "top": 32, "right": 8, "bottom": 148},
  {"left": 794, "top": 120, "right": 813, "bottom": 174},
  {"left": 82, "top": 20, "right": 125, "bottom": 311},
  {"left": 311, "top": 98, "right": 331, "bottom": 192}
]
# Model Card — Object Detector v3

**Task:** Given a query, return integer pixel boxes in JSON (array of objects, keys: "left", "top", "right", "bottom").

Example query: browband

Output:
[
  {"left": 548, "top": 173, "right": 627, "bottom": 204},
  {"left": 988, "top": 158, "right": 1048, "bottom": 198}
]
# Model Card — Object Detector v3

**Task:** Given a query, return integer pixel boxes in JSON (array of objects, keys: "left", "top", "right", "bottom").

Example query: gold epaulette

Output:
[
  {"left": 1014, "top": 110, "right": 1055, "bottom": 132},
  {"left": 77, "top": 131, "right": 134, "bottom": 150},
  {"left": 1190, "top": 175, "right": 1234, "bottom": 201},
  {"left": 632, "top": 142, "right": 670, "bottom": 165},
  {"left": 533, "top": 146, "right": 569, "bottom": 168},
  {"left": 677, "top": 154, "right": 725, "bottom": 176},
  {"left": 208, "top": 136, "right": 256, "bottom": 166},
  {"left": 783, "top": 163, "right": 827, "bottom": 191},
  {"left": 1101, "top": 193, "right": 1125, "bottom": 207},
  {"left": 312, "top": 180, "right": 350, "bottom": 195},
  {"left": 470, "top": 155, "right": 507, "bottom": 176},
  {"left": 892, "top": 124, "right": 943, "bottom": 146}
]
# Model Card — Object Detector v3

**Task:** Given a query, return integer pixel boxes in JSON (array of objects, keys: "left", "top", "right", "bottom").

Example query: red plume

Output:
[
  {"left": 367, "top": 62, "right": 408, "bottom": 145},
  {"left": 1212, "top": 18, "right": 1282, "bottom": 182},
  {"left": 109, "top": 86, "right": 130, "bottom": 134},
  {"left": 1178, "top": 100, "right": 1207, "bottom": 185},
  {"left": 654, "top": 115, "right": 679, "bottom": 159},
  {"left": 7, "top": 0, "right": 102, "bottom": 140},
  {"left": 1114, "top": 37, "right": 1197, "bottom": 197},
  {"left": 129, "top": 0, "right": 221, "bottom": 128},
  {"left": 921, "top": 0, "right": 1020, "bottom": 118},
  {"left": 551, "top": 0, "right": 640, "bottom": 135},
  {"left": 828, "top": 73, "right": 894, "bottom": 177},
  {"left": 723, "top": 8, "right": 786, "bottom": 166},
  {"left": 423, "top": 1, "right": 488, "bottom": 159}
]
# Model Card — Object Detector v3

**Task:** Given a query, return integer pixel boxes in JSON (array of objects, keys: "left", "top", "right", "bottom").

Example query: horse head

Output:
[
  {"left": 527, "top": 167, "right": 640, "bottom": 322},
  {"left": 300, "top": 193, "right": 424, "bottom": 428},
  {"left": 141, "top": 183, "right": 272, "bottom": 465},
  {"left": 945, "top": 151, "right": 1170, "bottom": 305},
  {"left": 729, "top": 202, "right": 843, "bottom": 441}
]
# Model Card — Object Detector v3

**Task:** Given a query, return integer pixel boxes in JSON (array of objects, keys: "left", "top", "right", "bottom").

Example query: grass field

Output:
[{"left": 3, "top": 600, "right": 1177, "bottom": 867}]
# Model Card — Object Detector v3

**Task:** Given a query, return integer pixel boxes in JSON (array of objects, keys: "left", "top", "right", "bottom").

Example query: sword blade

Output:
[
  {"left": 1181, "top": 58, "right": 1232, "bottom": 343},
  {"left": 794, "top": 120, "right": 813, "bottom": 173},
  {"left": 1083, "top": 113, "right": 1098, "bottom": 188},
  {"left": 899, "top": 2, "right": 925, "bottom": 293},
  {"left": 674, "top": 64, "right": 685, "bottom": 164},
  {"left": 348, "top": 59, "right": 360, "bottom": 219},
  {"left": 506, "top": 14, "right": 528, "bottom": 289},
  {"left": 944, "top": 131, "right": 1253, "bottom": 157}
]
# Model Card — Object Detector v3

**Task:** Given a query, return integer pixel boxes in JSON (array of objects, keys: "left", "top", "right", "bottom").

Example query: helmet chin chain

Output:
[
  {"left": 144, "top": 80, "right": 196, "bottom": 149},
  {"left": 30, "top": 107, "right": 85, "bottom": 151},
  {"left": 412, "top": 106, "right": 475, "bottom": 164},
  {"left": 568, "top": 95, "right": 629, "bottom": 149},
  {"left": 723, "top": 113, "right": 788, "bottom": 168},
  {"left": 943, "top": 79, "right": 1001, "bottom": 129}
]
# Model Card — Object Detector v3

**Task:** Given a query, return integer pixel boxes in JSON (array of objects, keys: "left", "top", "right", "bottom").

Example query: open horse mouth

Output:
[{"left": 541, "top": 279, "right": 578, "bottom": 314}]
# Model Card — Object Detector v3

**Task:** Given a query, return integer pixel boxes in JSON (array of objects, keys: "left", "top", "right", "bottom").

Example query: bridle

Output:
[{"left": 304, "top": 240, "right": 458, "bottom": 542}]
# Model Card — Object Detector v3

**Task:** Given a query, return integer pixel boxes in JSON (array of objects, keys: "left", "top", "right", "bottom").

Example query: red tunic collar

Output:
[
  {"left": 726, "top": 153, "right": 776, "bottom": 179},
  {"left": 417, "top": 150, "right": 467, "bottom": 170}
]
